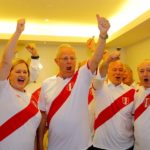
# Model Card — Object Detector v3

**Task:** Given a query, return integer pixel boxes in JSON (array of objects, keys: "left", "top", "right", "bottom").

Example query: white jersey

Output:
[
  {"left": 0, "top": 80, "right": 41, "bottom": 150},
  {"left": 130, "top": 81, "right": 140, "bottom": 91},
  {"left": 88, "top": 94, "right": 96, "bottom": 138},
  {"left": 93, "top": 79, "right": 134, "bottom": 150},
  {"left": 39, "top": 65, "right": 93, "bottom": 150},
  {"left": 25, "top": 58, "right": 43, "bottom": 93},
  {"left": 134, "top": 87, "right": 150, "bottom": 150},
  {"left": 29, "top": 58, "right": 43, "bottom": 82}
]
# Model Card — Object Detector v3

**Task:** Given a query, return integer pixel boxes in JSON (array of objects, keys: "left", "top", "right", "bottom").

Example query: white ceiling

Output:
[
  {"left": 0, "top": 0, "right": 125, "bottom": 24},
  {"left": 0, "top": 0, "right": 150, "bottom": 48}
]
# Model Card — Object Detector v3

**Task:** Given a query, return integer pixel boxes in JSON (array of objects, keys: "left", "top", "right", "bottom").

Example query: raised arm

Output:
[
  {"left": 88, "top": 14, "right": 110, "bottom": 73},
  {"left": 0, "top": 19, "right": 25, "bottom": 80},
  {"left": 26, "top": 43, "right": 39, "bottom": 58},
  {"left": 86, "top": 36, "right": 96, "bottom": 52},
  {"left": 100, "top": 50, "right": 120, "bottom": 78},
  {"left": 26, "top": 43, "right": 43, "bottom": 82},
  {"left": 93, "top": 50, "right": 120, "bottom": 90}
]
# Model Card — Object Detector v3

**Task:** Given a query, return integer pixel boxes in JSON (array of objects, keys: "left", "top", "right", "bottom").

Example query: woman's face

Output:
[{"left": 9, "top": 63, "right": 29, "bottom": 92}]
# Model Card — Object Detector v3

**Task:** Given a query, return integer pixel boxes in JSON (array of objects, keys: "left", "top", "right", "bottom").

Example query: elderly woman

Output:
[{"left": 0, "top": 19, "right": 41, "bottom": 150}]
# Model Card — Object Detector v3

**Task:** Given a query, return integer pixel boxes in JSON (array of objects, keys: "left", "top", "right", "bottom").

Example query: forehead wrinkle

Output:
[
  {"left": 56, "top": 44, "right": 76, "bottom": 59},
  {"left": 137, "top": 60, "right": 150, "bottom": 70},
  {"left": 108, "top": 61, "right": 123, "bottom": 71}
]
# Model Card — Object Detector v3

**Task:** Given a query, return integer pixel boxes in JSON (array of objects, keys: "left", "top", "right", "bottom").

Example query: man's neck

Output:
[{"left": 57, "top": 73, "right": 73, "bottom": 79}]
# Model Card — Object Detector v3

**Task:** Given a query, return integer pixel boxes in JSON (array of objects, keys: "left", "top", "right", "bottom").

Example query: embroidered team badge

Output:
[
  {"left": 68, "top": 83, "right": 72, "bottom": 91},
  {"left": 31, "top": 100, "right": 38, "bottom": 108},
  {"left": 122, "top": 97, "right": 129, "bottom": 105},
  {"left": 144, "top": 98, "right": 150, "bottom": 108}
]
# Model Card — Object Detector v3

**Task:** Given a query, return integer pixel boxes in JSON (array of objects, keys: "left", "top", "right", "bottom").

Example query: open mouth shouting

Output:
[
  {"left": 115, "top": 76, "right": 121, "bottom": 80},
  {"left": 144, "top": 78, "right": 149, "bottom": 82},
  {"left": 66, "top": 66, "right": 72, "bottom": 71},
  {"left": 17, "top": 77, "right": 27, "bottom": 85}
]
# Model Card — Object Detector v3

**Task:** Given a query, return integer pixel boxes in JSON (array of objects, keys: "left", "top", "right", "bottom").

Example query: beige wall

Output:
[
  {"left": 0, "top": 40, "right": 92, "bottom": 92},
  {"left": 122, "top": 37, "right": 150, "bottom": 82},
  {"left": 1, "top": 36, "right": 150, "bottom": 91}
]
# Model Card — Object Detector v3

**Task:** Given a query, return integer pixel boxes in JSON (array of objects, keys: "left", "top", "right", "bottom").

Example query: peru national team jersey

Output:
[
  {"left": 0, "top": 80, "right": 41, "bottom": 150},
  {"left": 134, "top": 87, "right": 150, "bottom": 150},
  {"left": 38, "top": 65, "right": 93, "bottom": 150},
  {"left": 93, "top": 77, "right": 134, "bottom": 150}
]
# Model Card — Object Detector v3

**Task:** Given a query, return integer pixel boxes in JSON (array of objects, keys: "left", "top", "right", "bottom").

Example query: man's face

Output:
[
  {"left": 55, "top": 47, "right": 76, "bottom": 78},
  {"left": 123, "top": 68, "right": 133, "bottom": 86},
  {"left": 138, "top": 61, "right": 150, "bottom": 88},
  {"left": 108, "top": 61, "right": 124, "bottom": 86},
  {"left": 9, "top": 63, "right": 29, "bottom": 91}
]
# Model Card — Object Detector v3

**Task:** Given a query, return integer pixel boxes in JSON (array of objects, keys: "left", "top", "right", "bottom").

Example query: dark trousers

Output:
[{"left": 87, "top": 145, "right": 134, "bottom": 150}]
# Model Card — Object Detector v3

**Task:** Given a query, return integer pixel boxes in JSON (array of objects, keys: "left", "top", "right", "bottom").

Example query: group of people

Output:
[{"left": 0, "top": 15, "right": 150, "bottom": 150}]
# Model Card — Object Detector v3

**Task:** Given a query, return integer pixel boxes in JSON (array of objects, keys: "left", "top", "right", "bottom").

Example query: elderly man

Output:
[
  {"left": 123, "top": 64, "right": 137, "bottom": 88},
  {"left": 38, "top": 14, "right": 110, "bottom": 150},
  {"left": 134, "top": 59, "right": 150, "bottom": 150},
  {"left": 92, "top": 52, "right": 135, "bottom": 150}
]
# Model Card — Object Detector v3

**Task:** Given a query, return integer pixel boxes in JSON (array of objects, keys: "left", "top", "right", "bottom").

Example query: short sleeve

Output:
[{"left": 38, "top": 84, "right": 46, "bottom": 112}]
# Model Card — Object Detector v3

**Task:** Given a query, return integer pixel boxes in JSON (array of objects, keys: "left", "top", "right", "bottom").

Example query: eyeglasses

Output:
[{"left": 59, "top": 56, "right": 76, "bottom": 62}]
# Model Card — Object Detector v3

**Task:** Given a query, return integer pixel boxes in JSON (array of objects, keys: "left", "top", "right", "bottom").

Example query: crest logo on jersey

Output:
[
  {"left": 122, "top": 97, "right": 129, "bottom": 105},
  {"left": 144, "top": 98, "right": 150, "bottom": 108},
  {"left": 68, "top": 83, "right": 72, "bottom": 91},
  {"left": 31, "top": 99, "right": 38, "bottom": 108}
]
